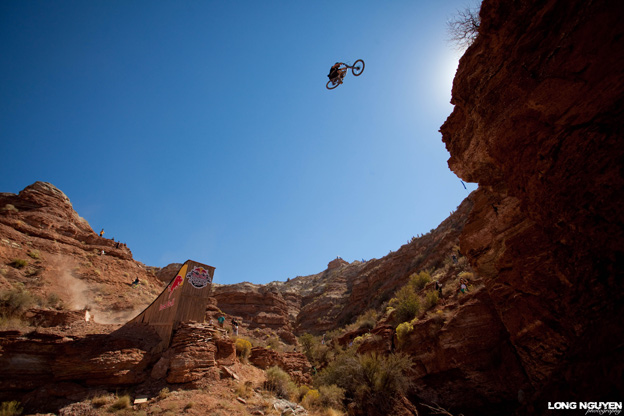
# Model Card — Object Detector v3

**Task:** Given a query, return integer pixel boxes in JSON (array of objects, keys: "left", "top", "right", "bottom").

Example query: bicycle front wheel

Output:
[{"left": 352, "top": 59, "right": 365, "bottom": 76}]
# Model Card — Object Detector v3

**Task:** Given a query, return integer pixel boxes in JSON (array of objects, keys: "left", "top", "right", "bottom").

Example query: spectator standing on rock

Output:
[
  {"left": 132, "top": 277, "right": 140, "bottom": 288},
  {"left": 99, "top": 228, "right": 105, "bottom": 237},
  {"left": 459, "top": 277, "right": 468, "bottom": 294},
  {"left": 217, "top": 315, "right": 225, "bottom": 328},
  {"left": 435, "top": 281, "right": 443, "bottom": 297},
  {"left": 231, "top": 318, "right": 239, "bottom": 336}
]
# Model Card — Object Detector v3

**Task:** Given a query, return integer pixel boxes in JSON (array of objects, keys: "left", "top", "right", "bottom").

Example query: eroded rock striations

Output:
[{"left": 440, "top": 0, "right": 624, "bottom": 411}]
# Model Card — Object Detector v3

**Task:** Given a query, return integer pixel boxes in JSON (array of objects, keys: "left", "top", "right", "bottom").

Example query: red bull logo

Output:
[
  {"left": 159, "top": 298, "right": 175, "bottom": 310},
  {"left": 168, "top": 274, "right": 184, "bottom": 298},
  {"left": 186, "top": 266, "right": 211, "bottom": 289}
]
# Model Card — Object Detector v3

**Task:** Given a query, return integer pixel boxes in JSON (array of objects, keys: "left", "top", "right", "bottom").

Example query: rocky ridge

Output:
[{"left": 0, "top": 182, "right": 164, "bottom": 324}]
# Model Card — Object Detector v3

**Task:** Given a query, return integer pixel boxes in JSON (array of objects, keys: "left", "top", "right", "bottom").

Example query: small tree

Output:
[
  {"left": 447, "top": 3, "right": 481, "bottom": 50},
  {"left": 298, "top": 333, "right": 315, "bottom": 362}
]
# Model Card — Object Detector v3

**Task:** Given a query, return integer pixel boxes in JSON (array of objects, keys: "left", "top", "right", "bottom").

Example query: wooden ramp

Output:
[{"left": 126, "top": 259, "right": 215, "bottom": 351}]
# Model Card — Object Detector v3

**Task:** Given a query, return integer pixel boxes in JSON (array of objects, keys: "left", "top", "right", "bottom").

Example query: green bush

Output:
[
  {"left": 355, "top": 309, "right": 378, "bottom": 330},
  {"left": 46, "top": 293, "right": 63, "bottom": 309},
  {"left": 90, "top": 395, "right": 109, "bottom": 408},
  {"left": 301, "top": 388, "right": 320, "bottom": 409},
  {"left": 315, "top": 351, "right": 412, "bottom": 414},
  {"left": 2, "top": 204, "right": 19, "bottom": 213},
  {"left": 235, "top": 338, "right": 252, "bottom": 361},
  {"left": 396, "top": 321, "right": 414, "bottom": 345},
  {"left": 0, "top": 401, "right": 23, "bottom": 416},
  {"left": 266, "top": 336, "right": 280, "bottom": 350},
  {"left": 357, "top": 353, "right": 413, "bottom": 413},
  {"left": 0, "top": 285, "right": 34, "bottom": 318},
  {"left": 318, "top": 384, "right": 345, "bottom": 411},
  {"left": 389, "top": 285, "right": 421, "bottom": 324},
  {"left": 27, "top": 250, "right": 40, "bottom": 260},
  {"left": 410, "top": 271, "right": 431, "bottom": 290},
  {"left": 110, "top": 395, "right": 130, "bottom": 410},
  {"left": 158, "top": 387, "right": 170, "bottom": 399},
  {"left": 264, "top": 366, "right": 297, "bottom": 400},
  {"left": 9, "top": 259, "right": 28, "bottom": 269},
  {"left": 298, "top": 333, "right": 315, "bottom": 362},
  {"left": 423, "top": 290, "right": 439, "bottom": 310},
  {"left": 315, "top": 350, "right": 362, "bottom": 398}
]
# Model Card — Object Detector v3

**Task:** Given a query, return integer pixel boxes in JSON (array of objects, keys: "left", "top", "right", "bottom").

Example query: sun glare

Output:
[{"left": 430, "top": 51, "right": 462, "bottom": 107}]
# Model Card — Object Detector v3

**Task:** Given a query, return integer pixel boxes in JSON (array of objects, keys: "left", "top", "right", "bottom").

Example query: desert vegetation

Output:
[
  {"left": 0, "top": 401, "right": 23, "bottom": 416},
  {"left": 447, "top": 2, "right": 481, "bottom": 49}
]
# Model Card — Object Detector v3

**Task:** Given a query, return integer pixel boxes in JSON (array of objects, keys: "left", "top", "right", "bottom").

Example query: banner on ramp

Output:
[{"left": 127, "top": 259, "right": 215, "bottom": 350}]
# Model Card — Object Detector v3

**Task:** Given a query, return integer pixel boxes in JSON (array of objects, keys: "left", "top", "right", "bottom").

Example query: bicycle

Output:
[{"left": 326, "top": 59, "right": 365, "bottom": 90}]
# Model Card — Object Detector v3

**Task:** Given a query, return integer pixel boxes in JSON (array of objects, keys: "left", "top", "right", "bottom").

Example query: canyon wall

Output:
[{"left": 440, "top": 0, "right": 624, "bottom": 411}]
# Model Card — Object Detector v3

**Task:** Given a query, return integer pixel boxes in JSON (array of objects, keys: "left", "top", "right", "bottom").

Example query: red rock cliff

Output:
[{"left": 440, "top": 0, "right": 624, "bottom": 411}]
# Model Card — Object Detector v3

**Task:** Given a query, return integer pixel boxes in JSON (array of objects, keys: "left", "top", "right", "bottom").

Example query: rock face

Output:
[
  {"left": 0, "top": 181, "right": 165, "bottom": 323},
  {"left": 440, "top": 0, "right": 624, "bottom": 411},
  {"left": 211, "top": 282, "right": 299, "bottom": 344},
  {"left": 0, "top": 324, "right": 161, "bottom": 412},
  {"left": 249, "top": 346, "right": 312, "bottom": 385},
  {"left": 164, "top": 322, "right": 235, "bottom": 384}
]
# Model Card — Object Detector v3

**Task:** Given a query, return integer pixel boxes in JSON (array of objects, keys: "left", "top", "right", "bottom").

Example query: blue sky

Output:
[{"left": 0, "top": 1, "right": 477, "bottom": 285}]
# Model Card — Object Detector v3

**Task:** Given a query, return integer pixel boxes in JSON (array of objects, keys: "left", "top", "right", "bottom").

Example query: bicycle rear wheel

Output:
[
  {"left": 326, "top": 80, "right": 339, "bottom": 90},
  {"left": 352, "top": 59, "right": 365, "bottom": 76}
]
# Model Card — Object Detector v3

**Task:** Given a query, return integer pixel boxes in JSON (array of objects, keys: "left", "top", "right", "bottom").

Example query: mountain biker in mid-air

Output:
[
  {"left": 327, "top": 62, "right": 347, "bottom": 85},
  {"left": 326, "top": 59, "right": 364, "bottom": 90}
]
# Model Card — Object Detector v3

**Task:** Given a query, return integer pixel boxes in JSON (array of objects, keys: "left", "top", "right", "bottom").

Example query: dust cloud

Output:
[{"left": 48, "top": 255, "right": 148, "bottom": 325}]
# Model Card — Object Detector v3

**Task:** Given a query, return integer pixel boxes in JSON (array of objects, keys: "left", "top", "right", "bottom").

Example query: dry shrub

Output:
[
  {"left": 90, "top": 395, "right": 109, "bottom": 408},
  {"left": 423, "top": 290, "right": 439, "bottom": 310},
  {"left": 316, "top": 351, "right": 412, "bottom": 415},
  {"left": 317, "top": 384, "right": 345, "bottom": 411},
  {"left": 396, "top": 321, "right": 414, "bottom": 346},
  {"left": 264, "top": 366, "right": 297, "bottom": 400},
  {"left": 301, "top": 388, "right": 320, "bottom": 409},
  {"left": 235, "top": 338, "right": 252, "bottom": 362},
  {"left": 0, "top": 401, "right": 23, "bottom": 416},
  {"left": 235, "top": 380, "right": 254, "bottom": 399},
  {"left": 410, "top": 271, "right": 431, "bottom": 290},
  {"left": 389, "top": 285, "right": 420, "bottom": 324},
  {"left": 354, "top": 309, "right": 378, "bottom": 330},
  {"left": 27, "top": 250, "right": 40, "bottom": 260},
  {"left": 0, "top": 284, "right": 34, "bottom": 318},
  {"left": 109, "top": 395, "right": 130, "bottom": 411},
  {"left": 9, "top": 259, "right": 28, "bottom": 269},
  {"left": 158, "top": 387, "right": 170, "bottom": 399}
]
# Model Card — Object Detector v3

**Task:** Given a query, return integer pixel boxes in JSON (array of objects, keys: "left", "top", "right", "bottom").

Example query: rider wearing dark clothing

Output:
[{"left": 328, "top": 62, "right": 342, "bottom": 81}]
